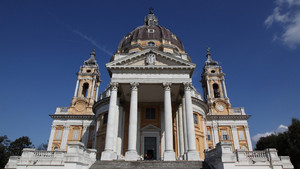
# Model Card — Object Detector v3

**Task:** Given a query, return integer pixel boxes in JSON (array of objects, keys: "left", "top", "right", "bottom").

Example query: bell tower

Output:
[
  {"left": 68, "top": 49, "right": 101, "bottom": 115},
  {"left": 201, "top": 48, "right": 231, "bottom": 115}
]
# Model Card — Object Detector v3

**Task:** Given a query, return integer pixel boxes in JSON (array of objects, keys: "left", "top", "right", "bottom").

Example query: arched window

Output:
[
  {"left": 82, "top": 83, "right": 89, "bottom": 97},
  {"left": 213, "top": 83, "right": 220, "bottom": 98}
]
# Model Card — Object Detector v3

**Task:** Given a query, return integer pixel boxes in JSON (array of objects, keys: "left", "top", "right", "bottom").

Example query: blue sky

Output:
[{"left": 0, "top": 0, "right": 299, "bottom": 147}]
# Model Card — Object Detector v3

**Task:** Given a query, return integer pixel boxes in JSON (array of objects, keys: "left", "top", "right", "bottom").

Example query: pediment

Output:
[
  {"left": 141, "top": 124, "right": 161, "bottom": 131},
  {"left": 106, "top": 49, "right": 195, "bottom": 69}
]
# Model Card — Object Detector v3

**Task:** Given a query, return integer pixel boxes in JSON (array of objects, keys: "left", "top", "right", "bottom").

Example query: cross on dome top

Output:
[{"left": 144, "top": 8, "right": 158, "bottom": 26}]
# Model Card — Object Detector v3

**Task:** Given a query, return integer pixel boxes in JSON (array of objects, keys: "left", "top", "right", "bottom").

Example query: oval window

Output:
[{"left": 148, "top": 42, "right": 155, "bottom": 46}]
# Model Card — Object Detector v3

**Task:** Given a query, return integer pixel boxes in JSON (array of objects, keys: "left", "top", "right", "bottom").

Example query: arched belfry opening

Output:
[
  {"left": 82, "top": 83, "right": 89, "bottom": 97},
  {"left": 213, "top": 83, "right": 220, "bottom": 98}
]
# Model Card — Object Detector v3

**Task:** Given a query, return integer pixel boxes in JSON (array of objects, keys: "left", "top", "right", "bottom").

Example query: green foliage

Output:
[
  {"left": 0, "top": 135, "right": 10, "bottom": 169},
  {"left": 256, "top": 118, "right": 300, "bottom": 169},
  {"left": 8, "top": 136, "right": 34, "bottom": 156}
]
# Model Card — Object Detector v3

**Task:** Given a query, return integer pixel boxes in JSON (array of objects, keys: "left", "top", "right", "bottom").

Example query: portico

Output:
[{"left": 99, "top": 81, "right": 201, "bottom": 161}]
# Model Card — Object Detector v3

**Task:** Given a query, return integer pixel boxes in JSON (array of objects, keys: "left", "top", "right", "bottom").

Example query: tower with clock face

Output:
[
  {"left": 47, "top": 49, "right": 101, "bottom": 151},
  {"left": 201, "top": 48, "right": 253, "bottom": 151},
  {"left": 201, "top": 48, "right": 231, "bottom": 115}
]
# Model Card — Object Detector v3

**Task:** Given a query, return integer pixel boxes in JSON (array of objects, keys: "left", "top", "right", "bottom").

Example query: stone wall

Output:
[
  {"left": 5, "top": 142, "right": 96, "bottom": 169},
  {"left": 205, "top": 142, "right": 294, "bottom": 169}
]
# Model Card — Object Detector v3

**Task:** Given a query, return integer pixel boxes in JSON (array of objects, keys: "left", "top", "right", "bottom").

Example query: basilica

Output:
[
  {"left": 6, "top": 10, "right": 294, "bottom": 169},
  {"left": 47, "top": 10, "right": 252, "bottom": 161}
]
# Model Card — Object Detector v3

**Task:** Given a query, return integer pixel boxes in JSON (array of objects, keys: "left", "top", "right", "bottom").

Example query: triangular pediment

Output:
[
  {"left": 141, "top": 124, "right": 161, "bottom": 131},
  {"left": 106, "top": 49, "right": 195, "bottom": 69}
]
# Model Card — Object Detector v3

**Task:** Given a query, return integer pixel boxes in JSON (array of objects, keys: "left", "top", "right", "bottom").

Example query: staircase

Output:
[{"left": 90, "top": 160, "right": 204, "bottom": 169}]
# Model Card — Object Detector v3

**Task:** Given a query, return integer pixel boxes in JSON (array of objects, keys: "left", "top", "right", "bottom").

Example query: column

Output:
[
  {"left": 202, "top": 119, "right": 208, "bottom": 150},
  {"left": 74, "top": 79, "right": 80, "bottom": 97},
  {"left": 114, "top": 98, "right": 120, "bottom": 153},
  {"left": 178, "top": 104, "right": 185, "bottom": 159},
  {"left": 231, "top": 125, "right": 240, "bottom": 150},
  {"left": 244, "top": 125, "right": 253, "bottom": 151},
  {"left": 212, "top": 125, "right": 219, "bottom": 146},
  {"left": 90, "top": 78, "right": 96, "bottom": 99},
  {"left": 182, "top": 97, "right": 188, "bottom": 159},
  {"left": 184, "top": 82, "right": 200, "bottom": 161},
  {"left": 95, "top": 85, "right": 99, "bottom": 101},
  {"left": 101, "top": 82, "right": 118, "bottom": 161},
  {"left": 60, "top": 125, "right": 70, "bottom": 150},
  {"left": 206, "top": 80, "right": 211, "bottom": 98},
  {"left": 93, "top": 117, "right": 100, "bottom": 149},
  {"left": 125, "top": 82, "right": 139, "bottom": 161},
  {"left": 163, "top": 82, "right": 176, "bottom": 161},
  {"left": 222, "top": 79, "right": 228, "bottom": 98},
  {"left": 81, "top": 125, "right": 89, "bottom": 147},
  {"left": 47, "top": 125, "right": 56, "bottom": 151},
  {"left": 117, "top": 106, "right": 124, "bottom": 156}
]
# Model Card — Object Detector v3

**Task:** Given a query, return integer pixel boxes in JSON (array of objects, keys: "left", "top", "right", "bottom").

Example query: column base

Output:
[
  {"left": 101, "top": 150, "right": 117, "bottom": 161},
  {"left": 186, "top": 151, "right": 200, "bottom": 161},
  {"left": 163, "top": 151, "right": 176, "bottom": 161},
  {"left": 125, "top": 150, "right": 138, "bottom": 161}
]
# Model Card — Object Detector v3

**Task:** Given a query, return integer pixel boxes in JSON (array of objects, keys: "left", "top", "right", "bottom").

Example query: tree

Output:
[
  {"left": 0, "top": 135, "right": 10, "bottom": 169},
  {"left": 7, "top": 136, "right": 34, "bottom": 156},
  {"left": 256, "top": 118, "right": 300, "bottom": 169}
]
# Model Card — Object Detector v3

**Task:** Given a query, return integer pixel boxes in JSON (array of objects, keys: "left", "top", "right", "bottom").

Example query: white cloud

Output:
[
  {"left": 252, "top": 124, "right": 288, "bottom": 145},
  {"left": 265, "top": 0, "right": 300, "bottom": 48},
  {"left": 72, "top": 29, "right": 113, "bottom": 56}
]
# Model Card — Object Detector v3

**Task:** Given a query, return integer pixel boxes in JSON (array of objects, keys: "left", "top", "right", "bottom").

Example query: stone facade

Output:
[{"left": 5, "top": 10, "right": 294, "bottom": 169}]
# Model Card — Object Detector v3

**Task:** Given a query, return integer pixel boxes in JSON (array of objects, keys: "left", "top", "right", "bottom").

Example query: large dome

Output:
[{"left": 117, "top": 11, "right": 185, "bottom": 54}]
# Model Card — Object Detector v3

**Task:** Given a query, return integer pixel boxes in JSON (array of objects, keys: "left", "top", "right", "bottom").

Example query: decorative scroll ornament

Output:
[
  {"left": 110, "top": 82, "right": 119, "bottom": 91},
  {"left": 130, "top": 82, "right": 139, "bottom": 90},
  {"left": 145, "top": 53, "right": 156, "bottom": 65}
]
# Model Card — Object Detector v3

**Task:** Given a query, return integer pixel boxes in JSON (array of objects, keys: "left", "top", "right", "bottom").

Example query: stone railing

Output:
[
  {"left": 55, "top": 107, "right": 68, "bottom": 114},
  {"left": 232, "top": 107, "right": 245, "bottom": 115},
  {"left": 33, "top": 150, "right": 66, "bottom": 158},
  {"left": 205, "top": 142, "right": 294, "bottom": 169},
  {"left": 5, "top": 142, "right": 96, "bottom": 169}
]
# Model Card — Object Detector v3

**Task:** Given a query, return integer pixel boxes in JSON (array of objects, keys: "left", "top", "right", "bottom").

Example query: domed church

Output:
[{"left": 46, "top": 9, "right": 253, "bottom": 162}]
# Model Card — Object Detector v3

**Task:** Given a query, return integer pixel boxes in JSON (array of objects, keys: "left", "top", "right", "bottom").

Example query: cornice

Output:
[
  {"left": 206, "top": 115, "right": 251, "bottom": 120},
  {"left": 92, "top": 97, "right": 110, "bottom": 112},
  {"left": 49, "top": 114, "right": 95, "bottom": 120},
  {"left": 192, "top": 97, "right": 209, "bottom": 114}
]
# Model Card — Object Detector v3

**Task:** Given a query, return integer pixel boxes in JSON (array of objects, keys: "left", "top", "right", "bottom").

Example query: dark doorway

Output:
[{"left": 144, "top": 137, "right": 156, "bottom": 160}]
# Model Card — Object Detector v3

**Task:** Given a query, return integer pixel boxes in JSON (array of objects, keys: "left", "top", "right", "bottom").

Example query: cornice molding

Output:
[
  {"left": 92, "top": 97, "right": 110, "bottom": 112},
  {"left": 192, "top": 97, "right": 209, "bottom": 114},
  {"left": 49, "top": 114, "right": 95, "bottom": 120},
  {"left": 206, "top": 115, "right": 251, "bottom": 120}
]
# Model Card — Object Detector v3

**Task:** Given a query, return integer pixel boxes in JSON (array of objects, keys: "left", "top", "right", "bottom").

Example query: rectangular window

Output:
[
  {"left": 207, "top": 130, "right": 211, "bottom": 140},
  {"left": 238, "top": 130, "right": 245, "bottom": 140},
  {"left": 55, "top": 130, "right": 62, "bottom": 140},
  {"left": 146, "top": 108, "right": 155, "bottom": 119},
  {"left": 193, "top": 114, "right": 198, "bottom": 124},
  {"left": 73, "top": 130, "right": 79, "bottom": 140},
  {"left": 222, "top": 130, "right": 229, "bottom": 140},
  {"left": 103, "top": 113, "right": 108, "bottom": 125}
]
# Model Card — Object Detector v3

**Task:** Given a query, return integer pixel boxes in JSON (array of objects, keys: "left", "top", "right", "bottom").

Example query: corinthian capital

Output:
[
  {"left": 163, "top": 82, "right": 172, "bottom": 90},
  {"left": 183, "top": 82, "right": 192, "bottom": 91},
  {"left": 130, "top": 82, "right": 139, "bottom": 90},
  {"left": 110, "top": 82, "right": 119, "bottom": 91}
]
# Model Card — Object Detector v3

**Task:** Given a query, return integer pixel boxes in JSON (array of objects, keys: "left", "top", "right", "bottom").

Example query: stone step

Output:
[{"left": 90, "top": 160, "right": 203, "bottom": 169}]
